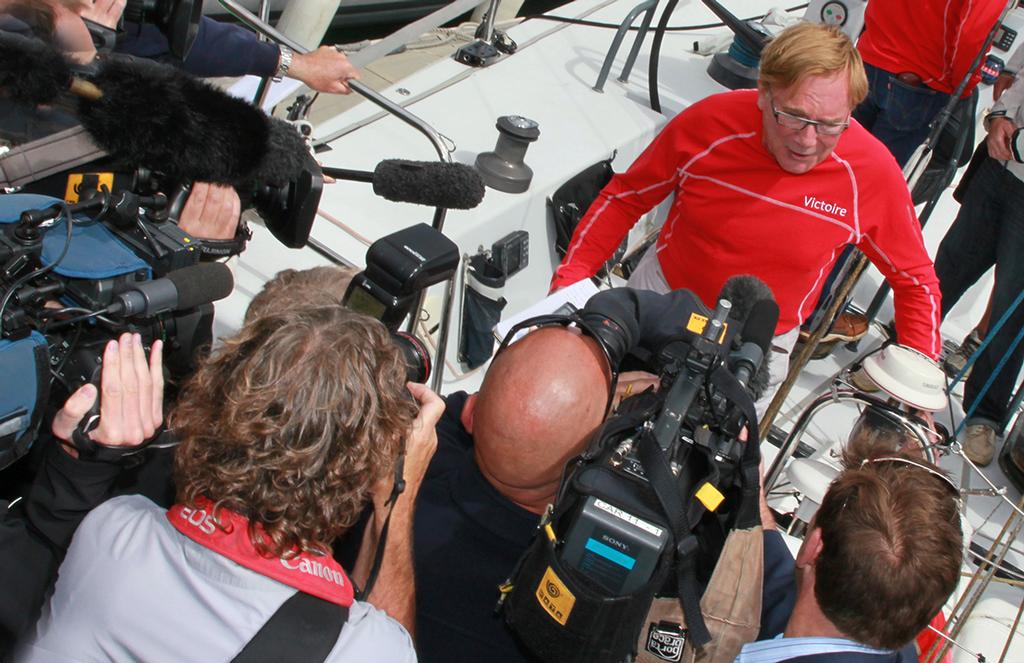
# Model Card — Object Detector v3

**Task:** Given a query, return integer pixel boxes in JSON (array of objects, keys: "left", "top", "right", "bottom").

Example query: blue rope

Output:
[
  {"left": 727, "top": 38, "right": 760, "bottom": 69},
  {"left": 952, "top": 288, "right": 1024, "bottom": 438},
  {"left": 947, "top": 286, "right": 1024, "bottom": 391}
]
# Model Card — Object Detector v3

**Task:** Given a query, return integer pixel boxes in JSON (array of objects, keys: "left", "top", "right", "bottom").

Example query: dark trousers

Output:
[
  {"left": 853, "top": 63, "right": 951, "bottom": 168},
  {"left": 935, "top": 157, "right": 1024, "bottom": 430}
]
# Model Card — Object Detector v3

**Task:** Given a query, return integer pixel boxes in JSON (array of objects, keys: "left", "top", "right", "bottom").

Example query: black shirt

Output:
[{"left": 413, "top": 391, "right": 542, "bottom": 663}]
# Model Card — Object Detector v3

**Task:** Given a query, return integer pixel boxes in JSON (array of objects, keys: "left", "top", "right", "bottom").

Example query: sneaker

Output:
[
  {"left": 944, "top": 329, "right": 983, "bottom": 380},
  {"left": 820, "top": 312, "right": 869, "bottom": 343},
  {"left": 962, "top": 424, "right": 997, "bottom": 466}
]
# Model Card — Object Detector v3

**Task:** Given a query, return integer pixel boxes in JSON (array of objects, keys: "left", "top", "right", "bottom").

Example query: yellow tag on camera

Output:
[
  {"left": 685, "top": 313, "right": 727, "bottom": 343},
  {"left": 696, "top": 482, "right": 725, "bottom": 512},
  {"left": 65, "top": 172, "right": 114, "bottom": 204},
  {"left": 536, "top": 566, "right": 575, "bottom": 626}
]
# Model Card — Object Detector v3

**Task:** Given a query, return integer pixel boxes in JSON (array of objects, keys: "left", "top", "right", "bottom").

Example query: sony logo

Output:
[{"left": 601, "top": 535, "right": 629, "bottom": 551}]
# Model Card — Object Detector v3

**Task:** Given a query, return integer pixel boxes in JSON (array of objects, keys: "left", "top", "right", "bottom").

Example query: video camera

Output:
[
  {"left": 501, "top": 283, "right": 778, "bottom": 663},
  {"left": 0, "top": 189, "right": 233, "bottom": 469}
]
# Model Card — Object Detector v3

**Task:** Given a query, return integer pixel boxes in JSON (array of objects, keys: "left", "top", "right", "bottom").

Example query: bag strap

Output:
[
  {"left": 636, "top": 432, "right": 711, "bottom": 648},
  {"left": 231, "top": 591, "right": 349, "bottom": 663},
  {"left": 633, "top": 366, "right": 762, "bottom": 649},
  {"left": 709, "top": 366, "right": 762, "bottom": 530}
]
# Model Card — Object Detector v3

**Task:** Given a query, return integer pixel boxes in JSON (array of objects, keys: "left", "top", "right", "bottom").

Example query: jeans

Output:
[
  {"left": 853, "top": 63, "right": 952, "bottom": 168},
  {"left": 935, "top": 158, "right": 1024, "bottom": 431}
]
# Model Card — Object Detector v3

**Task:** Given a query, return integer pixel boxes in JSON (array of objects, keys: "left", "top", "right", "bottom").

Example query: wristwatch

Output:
[{"left": 274, "top": 45, "right": 293, "bottom": 82}]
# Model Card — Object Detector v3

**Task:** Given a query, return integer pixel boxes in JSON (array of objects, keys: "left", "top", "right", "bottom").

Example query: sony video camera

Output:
[
  {"left": 502, "top": 283, "right": 778, "bottom": 663},
  {"left": 0, "top": 190, "right": 233, "bottom": 469}
]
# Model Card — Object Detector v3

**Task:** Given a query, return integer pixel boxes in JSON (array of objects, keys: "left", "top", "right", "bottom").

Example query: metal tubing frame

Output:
[
  {"left": 478, "top": 0, "right": 502, "bottom": 44},
  {"left": 618, "top": 0, "right": 657, "bottom": 84},
  {"left": 764, "top": 387, "right": 939, "bottom": 492},
  {"left": 926, "top": 495, "right": 1024, "bottom": 662},
  {"left": 217, "top": 0, "right": 459, "bottom": 391},
  {"left": 760, "top": 253, "right": 871, "bottom": 438},
  {"left": 593, "top": 0, "right": 658, "bottom": 92},
  {"left": 252, "top": 0, "right": 273, "bottom": 108}
]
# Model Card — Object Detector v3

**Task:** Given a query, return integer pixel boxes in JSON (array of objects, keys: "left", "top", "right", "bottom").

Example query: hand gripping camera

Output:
[
  {"left": 501, "top": 282, "right": 779, "bottom": 663},
  {"left": 0, "top": 191, "right": 233, "bottom": 468}
]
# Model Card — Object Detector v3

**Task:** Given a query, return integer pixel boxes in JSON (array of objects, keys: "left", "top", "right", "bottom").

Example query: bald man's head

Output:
[{"left": 467, "top": 327, "right": 611, "bottom": 513}]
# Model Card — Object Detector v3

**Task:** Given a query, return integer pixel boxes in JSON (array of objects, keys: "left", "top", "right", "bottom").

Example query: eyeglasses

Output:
[{"left": 768, "top": 91, "right": 850, "bottom": 136}]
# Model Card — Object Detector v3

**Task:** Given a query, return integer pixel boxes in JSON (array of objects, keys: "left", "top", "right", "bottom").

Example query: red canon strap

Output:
[{"left": 167, "top": 496, "right": 353, "bottom": 607}]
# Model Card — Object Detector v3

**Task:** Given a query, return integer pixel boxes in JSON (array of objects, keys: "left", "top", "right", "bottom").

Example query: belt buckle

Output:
[{"left": 896, "top": 71, "right": 924, "bottom": 88}]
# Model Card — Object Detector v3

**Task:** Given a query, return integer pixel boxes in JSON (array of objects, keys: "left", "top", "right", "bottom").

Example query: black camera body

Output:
[
  {"left": 503, "top": 286, "right": 775, "bottom": 663},
  {"left": 342, "top": 223, "right": 460, "bottom": 384},
  {"left": 560, "top": 296, "right": 744, "bottom": 591}
]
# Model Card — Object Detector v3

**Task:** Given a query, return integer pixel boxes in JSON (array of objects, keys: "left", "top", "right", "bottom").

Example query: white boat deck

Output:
[{"left": 219, "top": 1, "right": 1024, "bottom": 657}]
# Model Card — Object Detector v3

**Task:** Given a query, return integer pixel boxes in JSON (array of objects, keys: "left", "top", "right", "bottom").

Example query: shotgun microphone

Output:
[{"left": 322, "top": 160, "right": 486, "bottom": 210}]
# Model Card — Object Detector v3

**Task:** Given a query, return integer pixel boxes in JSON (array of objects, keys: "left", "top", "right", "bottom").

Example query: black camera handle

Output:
[{"left": 634, "top": 362, "right": 761, "bottom": 650}]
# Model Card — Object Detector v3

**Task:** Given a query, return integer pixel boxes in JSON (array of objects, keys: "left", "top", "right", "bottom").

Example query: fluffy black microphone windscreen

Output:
[
  {"left": 718, "top": 274, "right": 777, "bottom": 398},
  {"left": 717, "top": 274, "right": 775, "bottom": 323},
  {"left": 166, "top": 262, "right": 234, "bottom": 310},
  {"left": 0, "top": 30, "right": 70, "bottom": 106},
  {"left": 741, "top": 299, "right": 780, "bottom": 357},
  {"left": 256, "top": 117, "right": 310, "bottom": 187},
  {"left": 739, "top": 298, "right": 779, "bottom": 399},
  {"left": 77, "top": 56, "right": 271, "bottom": 185},
  {"left": 373, "top": 160, "right": 486, "bottom": 209}
]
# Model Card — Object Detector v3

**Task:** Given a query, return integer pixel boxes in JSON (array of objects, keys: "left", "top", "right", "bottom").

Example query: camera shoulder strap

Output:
[
  {"left": 232, "top": 591, "right": 349, "bottom": 663},
  {"left": 709, "top": 365, "right": 763, "bottom": 530},
  {"left": 636, "top": 432, "right": 711, "bottom": 647}
]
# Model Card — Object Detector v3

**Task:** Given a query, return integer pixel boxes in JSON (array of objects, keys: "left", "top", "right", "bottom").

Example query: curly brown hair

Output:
[{"left": 172, "top": 305, "right": 417, "bottom": 557}]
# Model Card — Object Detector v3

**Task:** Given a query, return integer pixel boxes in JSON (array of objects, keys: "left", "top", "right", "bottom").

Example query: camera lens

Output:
[{"left": 391, "top": 331, "right": 431, "bottom": 384}]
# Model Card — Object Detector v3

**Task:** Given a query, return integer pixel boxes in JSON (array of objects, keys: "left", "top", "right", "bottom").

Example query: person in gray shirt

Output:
[{"left": 17, "top": 305, "right": 442, "bottom": 662}]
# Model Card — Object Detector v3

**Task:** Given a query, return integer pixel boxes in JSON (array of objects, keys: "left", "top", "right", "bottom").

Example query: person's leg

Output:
[
  {"left": 754, "top": 327, "right": 800, "bottom": 421},
  {"left": 626, "top": 244, "right": 671, "bottom": 294},
  {"left": 859, "top": 68, "right": 950, "bottom": 167},
  {"left": 934, "top": 158, "right": 1003, "bottom": 320},
  {"left": 963, "top": 169, "right": 1024, "bottom": 434},
  {"left": 852, "top": 63, "right": 885, "bottom": 133}
]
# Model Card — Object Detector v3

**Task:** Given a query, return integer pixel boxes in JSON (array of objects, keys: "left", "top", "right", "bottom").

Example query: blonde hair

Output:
[{"left": 759, "top": 23, "right": 868, "bottom": 107}]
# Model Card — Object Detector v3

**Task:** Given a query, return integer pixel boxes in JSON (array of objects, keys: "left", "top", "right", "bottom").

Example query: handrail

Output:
[
  {"left": 764, "top": 386, "right": 941, "bottom": 491},
  {"left": 217, "top": 0, "right": 459, "bottom": 392},
  {"left": 593, "top": 0, "right": 658, "bottom": 92},
  {"left": 216, "top": 0, "right": 452, "bottom": 172}
]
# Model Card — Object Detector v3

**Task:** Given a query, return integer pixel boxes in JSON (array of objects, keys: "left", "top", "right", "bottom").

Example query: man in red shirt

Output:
[
  {"left": 855, "top": 0, "right": 1004, "bottom": 166},
  {"left": 553, "top": 23, "right": 941, "bottom": 414}
]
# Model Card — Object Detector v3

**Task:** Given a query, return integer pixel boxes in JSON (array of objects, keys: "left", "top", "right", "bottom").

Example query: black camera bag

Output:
[{"left": 503, "top": 376, "right": 762, "bottom": 663}]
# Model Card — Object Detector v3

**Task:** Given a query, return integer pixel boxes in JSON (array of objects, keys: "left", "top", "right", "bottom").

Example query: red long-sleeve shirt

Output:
[
  {"left": 552, "top": 90, "right": 941, "bottom": 358},
  {"left": 858, "top": 0, "right": 1005, "bottom": 96}
]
